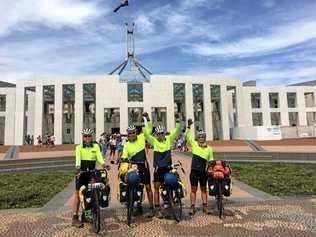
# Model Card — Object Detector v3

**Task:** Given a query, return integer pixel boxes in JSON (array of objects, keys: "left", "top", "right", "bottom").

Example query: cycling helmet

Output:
[
  {"left": 155, "top": 125, "right": 165, "bottom": 134},
  {"left": 127, "top": 125, "right": 136, "bottom": 133},
  {"left": 197, "top": 130, "right": 206, "bottom": 138},
  {"left": 82, "top": 128, "right": 94, "bottom": 136}
]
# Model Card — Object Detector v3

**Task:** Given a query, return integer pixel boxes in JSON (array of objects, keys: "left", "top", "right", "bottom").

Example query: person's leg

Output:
[
  {"left": 72, "top": 179, "right": 83, "bottom": 227},
  {"left": 200, "top": 172, "right": 209, "bottom": 214},
  {"left": 153, "top": 182, "right": 160, "bottom": 206},
  {"left": 189, "top": 170, "right": 198, "bottom": 215}
]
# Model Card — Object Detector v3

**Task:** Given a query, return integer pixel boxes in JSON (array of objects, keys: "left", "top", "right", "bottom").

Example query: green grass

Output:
[
  {"left": 231, "top": 163, "right": 316, "bottom": 197},
  {"left": 0, "top": 171, "right": 74, "bottom": 209}
]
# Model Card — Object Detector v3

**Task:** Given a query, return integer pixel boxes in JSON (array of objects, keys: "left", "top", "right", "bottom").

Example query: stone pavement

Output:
[
  {"left": 0, "top": 198, "right": 315, "bottom": 237},
  {"left": 0, "top": 151, "right": 315, "bottom": 236}
]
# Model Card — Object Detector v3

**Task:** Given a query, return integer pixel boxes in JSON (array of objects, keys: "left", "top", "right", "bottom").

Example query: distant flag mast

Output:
[{"left": 110, "top": 0, "right": 152, "bottom": 82}]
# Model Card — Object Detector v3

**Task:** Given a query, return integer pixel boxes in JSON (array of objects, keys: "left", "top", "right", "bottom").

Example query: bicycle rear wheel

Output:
[
  {"left": 92, "top": 189, "right": 101, "bottom": 233},
  {"left": 216, "top": 183, "right": 223, "bottom": 219},
  {"left": 127, "top": 186, "right": 134, "bottom": 226},
  {"left": 168, "top": 188, "right": 182, "bottom": 222}
]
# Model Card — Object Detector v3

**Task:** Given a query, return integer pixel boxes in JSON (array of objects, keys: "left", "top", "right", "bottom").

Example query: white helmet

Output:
[
  {"left": 82, "top": 128, "right": 94, "bottom": 136},
  {"left": 127, "top": 125, "right": 136, "bottom": 133},
  {"left": 197, "top": 130, "right": 206, "bottom": 138},
  {"left": 155, "top": 125, "right": 165, "bottom": 134}
]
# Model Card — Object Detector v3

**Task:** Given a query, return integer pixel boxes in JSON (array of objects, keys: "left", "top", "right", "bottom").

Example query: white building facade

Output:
[{"left": 0, "top": 75, "right": 315, "bottom": 145}]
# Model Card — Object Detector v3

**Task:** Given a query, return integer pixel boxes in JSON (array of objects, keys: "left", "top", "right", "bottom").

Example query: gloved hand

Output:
[
  {"left": 188, "top": 119, "right": 193, "bottom": 128},
  {"left": 175, "top": 113, "right": 180, "bottom": 122}
]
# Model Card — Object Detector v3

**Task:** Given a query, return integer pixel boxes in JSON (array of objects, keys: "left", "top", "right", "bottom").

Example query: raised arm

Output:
[
  {"left": 75, "top": 145, "right": 81, "bottom": 168},
  {"left": 169, "top": 114, "right": 182, "bottom": 142}
]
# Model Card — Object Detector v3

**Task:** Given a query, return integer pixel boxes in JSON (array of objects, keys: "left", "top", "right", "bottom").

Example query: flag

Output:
[{"left": 114, "top": 0, "right": 129, "bottom": 13}]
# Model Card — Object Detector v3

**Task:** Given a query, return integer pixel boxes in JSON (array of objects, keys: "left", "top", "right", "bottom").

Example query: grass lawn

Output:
[
  {"left": 231, "top": 163, "right": 316, "bottom": 197},
  {"left": 0, "top": 171, "right": 74, "bottom": 209}
]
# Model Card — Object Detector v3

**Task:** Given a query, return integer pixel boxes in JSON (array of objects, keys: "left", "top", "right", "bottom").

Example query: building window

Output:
[
  {"left": 287, "top": 92, "right": 297, "bottom": 108},
  {"left": 128, "top": 83, "right": 143, "bottom": 102},
  {"left": 193, "top": 84, "right": 205, "bottom": 135},
  {"left": 83, "top": 84, "right": 96, "bottom": 133},
  {"left": 252, "top": 112, "right": 263, "bottom": 126},
  {"left": 251, "top": 93, "right": 261, "bottom": 109},
  {"left": 306, "top": 112, "right": 316, "bottom": 126},
  {"left": 43, "top": 85, "right": 55, "bottom": 136},
  {"left": 62, "top": 84, "right": 75, "bottom": 144},
  {"left": 128, "top": 107, "right": 143, "bottom": 128},
  {"left": 173, "top": 83, "right": 186, "bottom": 123},
  {"left": 304, "top": 92, "right": 315, "bottom": 107},
  {"left": 0, "top": 95, "right": 6, "bottom": 112},
  {"left": 269, "top": 93, "right": 279, "bottom": 108},
  {"left": 151, "top": 107, "right": 167, "bottom": 129},
  {"left": 211, "top": 85, "right": 222, "bottom": 140},
  {"left": 104, "top": 108, "right": 120, "bottom": 134},
  {"left": 289, "top": 112, "right": 299, "bottom": 126},
  {"left": 271, "top": 112, "right": 281, "bottom": 126}
]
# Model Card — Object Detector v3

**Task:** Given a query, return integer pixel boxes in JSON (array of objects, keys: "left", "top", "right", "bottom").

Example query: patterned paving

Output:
[{"left": 0, "top": 198, "right": 315, "bottom": 237}]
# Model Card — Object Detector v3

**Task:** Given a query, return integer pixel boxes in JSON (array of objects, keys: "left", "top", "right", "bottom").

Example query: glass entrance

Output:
[{"left": 104, "top": 108, "right": 120, "bottom": 134}]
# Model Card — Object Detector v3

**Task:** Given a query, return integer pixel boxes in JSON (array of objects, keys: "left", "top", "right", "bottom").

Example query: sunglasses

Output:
[
  {"left": 83, "top": 135, "right": 92, "bottom": 138},
  {"left": 128, "top": 132, "right": 136, "bottom": 135},
  {"left": 157, "top": 132, "right": 164, "bottom": 136}
]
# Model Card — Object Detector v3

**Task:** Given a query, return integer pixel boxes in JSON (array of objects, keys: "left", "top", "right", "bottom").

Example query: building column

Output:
[
  {"left": 280, "top": 91, "right": 289, "bottom": 126},
  {"left": 75, "top": 83, "right": 83, "bottom": 144},
  {"left": 297, "top": 90, "right": 307, "bottom": 126},
  {"left": 261, "top": 91, "right": 271, "bottom": 126},
  {"left": 120, "top": 83, "right": 128, "bottom": 132},
  {"left": 96, "top": 80, "right": 105, "bottom": 138},
  {"left": 236, "top": 86, "right": 245, "bottom": 127},
  {"left": 203, "top": 83, "right": 213, "bottom": 140},
  {"left": 185, "top": 83, "right": 195, "bottom": 135},
  {"left": 14, "top": 86, "right": 25, "bottom": 145},
  {"left": 220, "top": 85, "right": 230, "bottom": 140},
  {"left": 34, "top": 84, "right": 43, "bottom": 139},
  {"left": 54, "top": 84, "right": 63, "bottom": 145}
]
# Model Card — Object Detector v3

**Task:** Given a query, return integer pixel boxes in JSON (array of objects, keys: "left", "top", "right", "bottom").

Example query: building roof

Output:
[
  {"left": 0, "top": 81, "right": 16, "bottom": 88},
  {"left": 288, "top": 80, "right": 316, "bottom": 86}
]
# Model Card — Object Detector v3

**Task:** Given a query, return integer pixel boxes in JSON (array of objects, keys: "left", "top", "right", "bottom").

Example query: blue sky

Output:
[{"left": 0, "top": 0, "right": 316, "bottom": 85}]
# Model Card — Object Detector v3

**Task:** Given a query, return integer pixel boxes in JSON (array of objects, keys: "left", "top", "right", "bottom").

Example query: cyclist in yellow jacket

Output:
[
  {"left": 143, "top": 113, "right": 181, "bottom": 216},
  {"left": 185, "top": 119, "right": 214, "bottom": 215},
  {"left": 120, "top": 112, "right": 154, "bottom": 217},
  {"left": 72, "top": 128, "right": 108, "bottom": 227}
]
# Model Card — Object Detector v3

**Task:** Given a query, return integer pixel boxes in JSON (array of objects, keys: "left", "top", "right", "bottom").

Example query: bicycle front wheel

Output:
[
  {"left": 168, "top": 188, "right": 182, "bottom": 222},
  {"left": 92, "top": 189, "right": 101, "bottom": 233},
  {"left": 127, "top": 186, "right": 134, "bottom": 226},
  {"left": 216, "top": 183, "right": 223, "bottom": 219}
]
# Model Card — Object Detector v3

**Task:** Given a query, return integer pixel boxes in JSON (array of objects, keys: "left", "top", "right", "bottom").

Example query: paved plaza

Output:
[{"left": 0, "top": 152, "right": 315, "bottom": 236}]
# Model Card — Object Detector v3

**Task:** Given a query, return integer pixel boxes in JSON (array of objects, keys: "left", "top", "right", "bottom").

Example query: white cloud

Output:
[
  {"left": 181, "top": 0, "right": 222, "bottom": 9},
  {"left": 184, "top": 19, "right": 316, "bottom": 58},
  {"left": 0, "top": 0, "right": 105, "bottom": 36},
  {"left": 135, "top": 15, "right": 155, "bottom": 34}
]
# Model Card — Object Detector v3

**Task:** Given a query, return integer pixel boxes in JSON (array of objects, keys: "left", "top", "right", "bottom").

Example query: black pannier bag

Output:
[{"left": 119, "top": 182, "right": 128, "bottom": 203}]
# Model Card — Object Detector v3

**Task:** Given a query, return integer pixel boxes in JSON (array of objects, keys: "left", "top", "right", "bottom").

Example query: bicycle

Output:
[
  {"left": 207, "top": 160, "right": 232, "bottom": 219},
  {"left": 160, "top": 161, "right": 186, "bottom": 222},
  {"left": 118, "top": 161, "right": 145, "bottom": 226},
  {"left": 78, "top": 169, "right": 110, "bottom": 233}
]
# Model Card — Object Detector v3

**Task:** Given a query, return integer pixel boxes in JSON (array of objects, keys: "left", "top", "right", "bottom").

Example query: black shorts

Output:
[
  {"left": 154, "top": 167, "right": 171, "bottom": 183},
  {"left": 75, "top": 173, "right": 91, "bottom": 191},
  {"left": 190, "top": 169, "right": 207, "bottom": 187},
  {"left": 137, "top": 162, "right": 151, "bottom": 185},
  {"left": 110, "top": 145, "right": 116, "bottom": 153}
]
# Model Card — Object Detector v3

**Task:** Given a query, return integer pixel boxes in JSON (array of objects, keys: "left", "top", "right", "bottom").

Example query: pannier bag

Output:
[
  {"left": 118, "top": 181, "right": 128, "bottom": 203},
  {"left": 207, "top": 160, "right": 232, "bottom": 197},
  {"left": 99, "top": 184, "right": 110, "bottom": 208}
]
